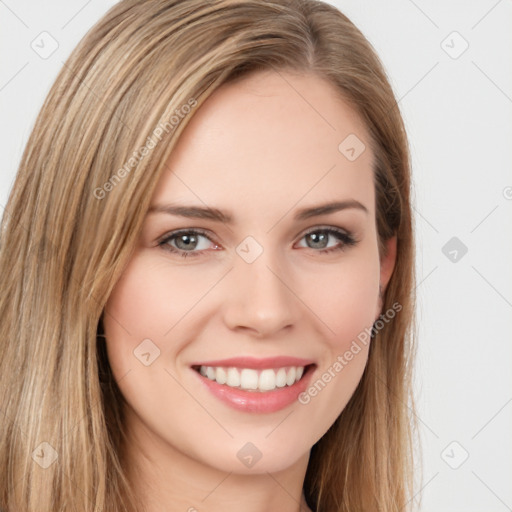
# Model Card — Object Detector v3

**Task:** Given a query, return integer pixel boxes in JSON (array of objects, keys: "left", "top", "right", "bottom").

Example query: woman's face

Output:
[{"left": 103, "top": 70, "right": 395, "bottom": 476}]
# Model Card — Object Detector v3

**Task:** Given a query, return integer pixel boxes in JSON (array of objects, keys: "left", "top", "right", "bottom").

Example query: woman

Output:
[{"left": 0, "top": 0, "right": 418, "bottom": 510}]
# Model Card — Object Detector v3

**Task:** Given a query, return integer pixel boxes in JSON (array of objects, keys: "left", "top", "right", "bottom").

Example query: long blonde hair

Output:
[{"left": 0, "top": 1, "right": 418, "bottom": 510}]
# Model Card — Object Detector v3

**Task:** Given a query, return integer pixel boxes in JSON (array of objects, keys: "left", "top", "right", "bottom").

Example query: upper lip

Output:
[{"left": 190, "top": 356, "right": 315, "bottom": 369}]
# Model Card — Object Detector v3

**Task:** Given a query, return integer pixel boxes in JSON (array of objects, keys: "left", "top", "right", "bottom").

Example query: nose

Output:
[{"left": 222, "top": 247, "right": 299, "bottom": 338}]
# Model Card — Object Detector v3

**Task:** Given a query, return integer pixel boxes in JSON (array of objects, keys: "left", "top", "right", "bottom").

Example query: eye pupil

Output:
[
  {"left": 307, "top": 232, "right": 328, "bottom": 249},
  {"left": 176, "top": 234, "right": 197, "bottom": 250}
]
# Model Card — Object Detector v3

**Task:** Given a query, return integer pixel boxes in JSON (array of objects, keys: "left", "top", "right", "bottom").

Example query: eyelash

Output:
[{"left": 157, "top": 226, "right": 358, "bottom": 259}]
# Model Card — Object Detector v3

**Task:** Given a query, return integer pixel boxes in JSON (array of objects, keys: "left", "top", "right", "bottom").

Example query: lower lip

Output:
[{"left": 193, "top": 366, "right": 315, "bottom": 413}]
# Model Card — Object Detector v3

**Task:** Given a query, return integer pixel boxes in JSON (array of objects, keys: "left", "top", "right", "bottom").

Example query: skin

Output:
[{"left": 103, "top": 69, "right": 396, "bottom": 512}]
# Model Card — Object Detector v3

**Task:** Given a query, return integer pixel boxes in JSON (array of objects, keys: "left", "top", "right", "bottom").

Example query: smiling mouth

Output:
[{"left": 191, "top": 364, "right": 315, "bottom": 392}]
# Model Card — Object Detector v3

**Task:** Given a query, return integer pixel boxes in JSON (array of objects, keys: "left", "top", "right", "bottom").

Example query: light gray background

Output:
[{"left": 1, "top": 1, "right": 511, "bottom": 511}]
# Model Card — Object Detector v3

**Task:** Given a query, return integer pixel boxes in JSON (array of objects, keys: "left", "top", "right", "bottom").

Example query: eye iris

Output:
[
  {"left": 175, "top": 234, "right": 197, "bottom": 250},
  {"left": 307, "top": 232, "right": 328, "bottom": 249}
]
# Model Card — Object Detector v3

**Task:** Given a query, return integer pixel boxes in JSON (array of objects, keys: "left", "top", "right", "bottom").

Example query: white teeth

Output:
[
  {"left": 216, "top": 367, "right": 227, "bottom": 385},
  {"left": 198, "top": 365, "right": 307, "bottom": 392},
  {"left": 259, "top": 369, "right": 276, "bottom": 391},
  {"left": 275, "top": 368, "right": 287, "bottom": 388},
  {"left": 227, "top": 367, "right": 240, "bottom": 387},
  {"left": 240, "top": 369, "right": 259, "bottom": 390},
  {"left": 286, "top": 367, "right": 296, "bottom": 386}
]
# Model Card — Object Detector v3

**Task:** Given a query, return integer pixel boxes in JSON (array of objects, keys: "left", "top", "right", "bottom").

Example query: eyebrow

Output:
[{"left": 147, "top": 200, "right": 368, "bottom": 223}]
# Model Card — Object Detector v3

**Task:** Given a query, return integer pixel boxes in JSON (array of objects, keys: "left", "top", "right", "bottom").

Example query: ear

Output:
[{"left": 378, "top": 235, "right": 397, "bottom": 309}]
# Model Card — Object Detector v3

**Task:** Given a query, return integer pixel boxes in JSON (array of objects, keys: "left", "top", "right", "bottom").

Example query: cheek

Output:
[
  {"left": 102, "top": 253, "right": 228, "bottom": 382},
  {"left": 101, "top": 257, "right": 211, "bottom": 441},
  {"left": 301, "top": 245, "right": 381, "bottom": 350},
  {"left": 103, "top": 256, "right": 170, "bottom": 377},
  {"left": 293, "top": 251, "right": 380, "bottom": 436},
  {"left": 104, "top": 255, "right": 209, "bottom": 343}
]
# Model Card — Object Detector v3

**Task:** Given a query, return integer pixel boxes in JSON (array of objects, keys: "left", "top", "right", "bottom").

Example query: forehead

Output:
[{"left": 152, "top": 70, "right": 375, "bottom": 222}]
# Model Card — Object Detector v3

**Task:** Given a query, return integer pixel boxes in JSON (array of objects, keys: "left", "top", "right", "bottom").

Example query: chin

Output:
[{"left": 197, "top": 438, "right": 310, "bottom": 475}]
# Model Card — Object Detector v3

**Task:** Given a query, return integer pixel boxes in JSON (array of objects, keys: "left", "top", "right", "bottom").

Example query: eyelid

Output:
[
  {"left": 296, "top": 225, "right": 358, "bottom": 248},
  {"left": 157, "top": 225, "right": 352, "bottom": 245},
  {"left": 156, "top": 227, "right": 214, "bottom": 244},
  {"left": 157, "top": 224, "right": 358, "bottom": 260},
  {"left": 298, "top": 224, "right": 351, "bottom": 238},
  {"left": 157, "top": 228, "right": 221, "bottom": 258}
]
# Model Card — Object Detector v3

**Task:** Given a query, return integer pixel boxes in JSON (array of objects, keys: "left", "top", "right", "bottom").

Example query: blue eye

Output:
[{"left": 157, "top": 227, "right": 357, "bottom": 258}]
